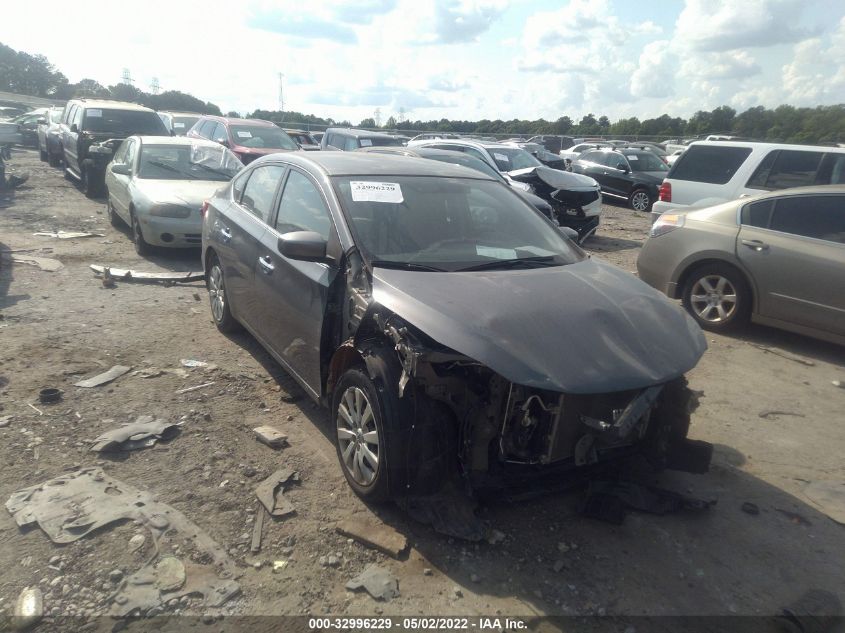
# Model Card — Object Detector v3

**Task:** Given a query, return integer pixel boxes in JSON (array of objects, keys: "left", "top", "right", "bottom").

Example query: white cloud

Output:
[{"left": 630, "top": 41, "right": 674, "bottom": 98}]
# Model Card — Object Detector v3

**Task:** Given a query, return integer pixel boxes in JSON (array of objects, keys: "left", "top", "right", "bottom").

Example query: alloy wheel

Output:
[
  {"left": 631, "top": 191, "right": 650, "bottom": 211},
  {"left": 336, "top": 386, "right": 380, "bottom": 486},
  {"left": 689, "top": 274, "right": 737, "bottom": 323},
  {"left": 208, "top": 265, "right": 226, "bottom": 323}
]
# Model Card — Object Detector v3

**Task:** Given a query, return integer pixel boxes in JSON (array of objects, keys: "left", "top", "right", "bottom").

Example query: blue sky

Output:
[{"left": 1, "top": 0, "right": 843, "bottom": 125}]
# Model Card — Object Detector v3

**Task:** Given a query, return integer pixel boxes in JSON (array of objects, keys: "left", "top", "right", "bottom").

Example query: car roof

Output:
[
  {"left": 160, "top": 111, "right": 202, "bottom": 117},
  {"left": 135, "top": 136, "right": 223, "bottom": 148},
  {"left": 417, "top": 138, "right": 513, "bottom": 150},
  {"left": 688, "top": 139, "right": 845, "bottom": 153},
  {"left": 324, "top": 127, "right": 400, "bottom": 139},
  {"left": 197, "top": 115, "right": 277, "bottom": 127},
  {"left": 253, "top": 151, "right": 498, "bottom": 179},
  {"left": 71, "top": 100, "right": 155, "bottom": 112}
]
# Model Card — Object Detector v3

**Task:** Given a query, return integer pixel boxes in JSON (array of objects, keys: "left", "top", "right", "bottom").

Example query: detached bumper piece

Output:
[{"left": 582, "top": 480, "right": 717, "bottom": 525}]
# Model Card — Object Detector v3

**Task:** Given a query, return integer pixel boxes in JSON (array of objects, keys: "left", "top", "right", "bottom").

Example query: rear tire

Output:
[
  {"left": 106, "top": 197, "right": 120, "bottom": 227},
  {"left": 681, "top": 263, "right": 751, "bottom": 332},
  {"left": 206, "top": 254, "right": 241, "bottom": 333},
  {"left": 629, "top": 188, "right": 652, "bottom": 212},
  {"left": 39, "top": 147, "right": 47, "bottom": 162},
  {"left": 48, "top": 151, "right": 61, "bottom": 167}
]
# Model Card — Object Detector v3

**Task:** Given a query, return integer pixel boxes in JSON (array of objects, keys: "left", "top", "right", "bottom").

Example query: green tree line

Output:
[{"left": 3, "top": 41, "right": 844, "bottom": 144}]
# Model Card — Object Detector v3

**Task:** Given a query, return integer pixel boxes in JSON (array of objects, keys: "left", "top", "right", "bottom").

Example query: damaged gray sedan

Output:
[{"left": 202, "top": 153, "right": 710, "bottom": 502}]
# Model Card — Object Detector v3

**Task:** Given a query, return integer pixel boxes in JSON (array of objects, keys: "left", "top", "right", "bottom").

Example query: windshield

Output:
[
  {"left": 288, "top": 132, "right": 317, "bottom": 146},
  {"left": 360, "top": 137, "right": 403, "bottom": 147},
  {"left": 625, "top": 152, "right": 668, "bottom": 172},
  {"left": 425, "top": 153, "right": 505, "bottom": 182},
  {"left": 171, "top": 116, "right": 200, "bottom": 135},
  {"left": 487, "top": 147, "right": 542, "bottom": 172},
  {"left": 229, "top": 125, "right": 298, "bottom": 150},
  {"left": 137, "top": 143, "right": 243, "bottom": 181},
  {"left": 333, "top": 176, "right": 582, "bottom": 272},
  {"left": 83, "top": 109, "right": 168, "bottom": 135}
]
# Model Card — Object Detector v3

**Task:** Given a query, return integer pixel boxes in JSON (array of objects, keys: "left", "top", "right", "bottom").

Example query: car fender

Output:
[{"left": 674, "top": 249, "right": 759, "bottom": 311}]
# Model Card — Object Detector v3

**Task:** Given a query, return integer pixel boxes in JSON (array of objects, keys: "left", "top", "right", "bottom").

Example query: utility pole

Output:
[
  {"left": 150, "top": 77, "right": 160, "bottom": 95},
  {"left": 121, "top": 68, "right": 134, "bottom": 85},
  {"left": 374, "top": 108, "right": 381, "bottom": 127},
  {"left": 278, "top": 72, "right": 285, "bottom": 113}
]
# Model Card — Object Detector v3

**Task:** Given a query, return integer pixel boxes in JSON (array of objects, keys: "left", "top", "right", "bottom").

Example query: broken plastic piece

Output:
[
  {"left": 255, "top": 468, "right": 298, "bottom": 517},
  {"left": 90, "top": 416, "right": 180, "bottom": 452},
  {"left": 89, "top": 265, "right": 204, "bottom": 284},
  {"left": 34, "top": 231, "right": 104, "bottom": 239},
  {"left": 396, "top": 486, "right": 485, "bottom": 541},
  {"left": 74, "top": 365, "right": 132, "bottom": 388},
  {"left": 345, "top": 564, "right": 400, "bottom": 601}
]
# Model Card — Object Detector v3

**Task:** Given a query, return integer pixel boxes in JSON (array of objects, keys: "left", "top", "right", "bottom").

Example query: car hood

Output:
[
  {"left": 233, "top": 145, "right": 296, "bottom": 156},
  {"left": 134, "top": 179, "right": 226, "bottom": 205},
  {"left": 508, "top": 165, "right": 598, "bottom": 191},
  {"left": 371, "top": 258, "right": 706, "bottom": 394}
]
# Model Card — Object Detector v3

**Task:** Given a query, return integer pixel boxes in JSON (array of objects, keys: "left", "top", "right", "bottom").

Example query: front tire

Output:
[
  {"left": 130, "top": 210, "right": 151, "bottom": 256},
  {"left": 39, "top": 146, "right": 48, "bottom": 162},
  {"left": 629, "top": 188, "right": 652, "bottom": 212},
  {"left": 81, "top": 166, "right": 102, "bottom": 198},
  {"left": 206, "top": 254, "right": 241, "bottom": 333},
  {"left": 333, "top": 368, "right": 391, "bottom": 502},
  {"left": 681, "top": 263, "right": 750, "bottom": 332},
  {"left": 106, "top": 197, "right": 120, "bottom": 227}
]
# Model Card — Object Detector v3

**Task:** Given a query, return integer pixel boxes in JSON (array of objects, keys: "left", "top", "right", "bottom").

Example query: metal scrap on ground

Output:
[
  {"left": 90, "top": 416, "right": 181, "bottom": 452},
  {"left": 11, "top": 255, "right": 64, "bottom": 272},
  {"left": 90, "top": 265, "right": 204, "bottom": 284},
  {"left": 255, "top": 468, "right": 299, "bottom": 518},
  {"left": 345, "top": 565, "right": 400, "bottom": 601},
  {"left": 74, "top": 364, "right": 132, "bottom": 388},
  {"left": 175, "top": 382, "right": 215, "bottom": 394},
  {"left": 4, "top": 468, "right": 240, "bottom": 616},
  {"left": 34, "top": 231, "right": 104, "bottom": 239},
  {"left": 336, "top": 519, "right": 409, "bottom": 559}
]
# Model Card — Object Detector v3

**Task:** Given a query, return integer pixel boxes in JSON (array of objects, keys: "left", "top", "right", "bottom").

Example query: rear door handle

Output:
[
  {"left": 258, "top": 255, "right": 275, "bottom": 274},
  {"left": 741, "top": 239, "right": 769, "bottom": 251}
]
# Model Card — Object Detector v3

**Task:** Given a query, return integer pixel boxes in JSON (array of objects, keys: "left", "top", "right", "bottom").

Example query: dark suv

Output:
[
  {"left": 60, "top": 99, "right": 168, "bottom": 197},
  {"left": 187, "top": 116, "right": 299, "bottom": 164},
  {"left": 321, "top": 127, "right": 404, "bottom": 151},
  {"left": 570, "top": 147, "right": 669, "bottom": 212}
]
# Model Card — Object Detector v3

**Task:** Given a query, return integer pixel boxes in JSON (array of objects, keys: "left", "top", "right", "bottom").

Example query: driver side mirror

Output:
[
  {"left": 615, "top": 162, "right": 629, "bottom": 172},
  {"left": 70, "top": 124, "right": 78, "bottom": 133},
  {"left": 278, "top": 231, "right": 328, "bottom": 263},
  {"left": 110, "top": 163, "right": 131, "bottom": 176},
  {"left": 215, "top": 138, "right": 229, "bottom": 147},
  {"left": 37, "top": 118, "right": 47, "bottom": 125}
]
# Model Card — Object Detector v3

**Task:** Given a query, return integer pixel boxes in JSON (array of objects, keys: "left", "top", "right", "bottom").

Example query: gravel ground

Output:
[{"left": 1, "top": 148, "right": 844, "bottom": 631}]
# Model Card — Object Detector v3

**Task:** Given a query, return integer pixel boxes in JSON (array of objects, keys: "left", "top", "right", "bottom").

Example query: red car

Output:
[{"left": 187, "top": 116, "right": 299, "bottom": 164}]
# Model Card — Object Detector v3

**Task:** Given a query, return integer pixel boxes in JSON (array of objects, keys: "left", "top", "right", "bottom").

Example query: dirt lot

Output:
[{"left": 1, "top": 148, "right": 844, "bottom": 631}]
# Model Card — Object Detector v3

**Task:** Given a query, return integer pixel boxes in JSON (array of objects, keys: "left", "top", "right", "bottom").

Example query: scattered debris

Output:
[
  {"left": 423, "top": 568, "right": 433, "bottom": 576},
  {"left": 833, "top": 380, "right": 844, "bottom": 390},
  {"left": 251, "top": 508, "right": 266, "bottom": 553},
  {"left": 90, "top": 265, "right": 204, "bottom": 284},
  {"left": 0, "top": 414, "right": 12, "bottom": 428},
  {"left": 181, "top": 359, "right": 216, "bottom": 369},
  {"left": 804, "top": 481, "right": 845, "bottom": 525},
  {"left": 26, "top": 403, "right": 43, "bottom": 416},
  {"left": 132, "top": 367, "right": 189, "bottom": 379},
  {"left": 748, "top": 343, "right": 816, "bottom": 367},
  {"left": 396, "top": 486, "right": 485, "bottom": 541},
  {"left": 255, "top": 468, "right": 298, "bottom": 518},
  {"left": 759, "top": 410, "right": 806, "bottom": 419},
  {"left": 336, "top": 519, "right": 409, "bottom": 559},
  {"left": 11, "top": 255, "right": 64, "bottom": 272},
  {"left": 253, "top": 426, "right": 288, "bottom": 449},
  {"left": 4, "top": 468, "right": 240, "bottom": 615},
  {"left": 38, "top": 388, "right": 62, "bottom": 404},
  {"left": 34, "top": 231, "right": 104, "bottom": 239},
  {"left": 452, "top": 586, "right": 463, "bottom": 599},
  {"left": 272, "top": 560, "right": 288, "bottom": 573},
  {"left": 582, "top": 480, "right": 717, "bottom": 525},
  {"left": 74, "top": 365, "right": 132, "bottom": 388},
  {"left": 777, "top": 589, "right": 841, "bottom": 633},
  {"left": 320, "top": 555, "right": 341, "bottom": 568},
  {"left": 13, "top": 586, "right": 43, "bottom": 630},
  {"left": 90, "top": 416, "right": 181, "bottom": 452},
  {"left": 741, "top": 502, "right": 760, "bottom": 515},
  {"left": 345, "top": 565, "right": 399, "bottom": 601},
  {"left": 102, "top": 267, "right": 116, "bottom": 288},
  {"left": 775, "top": 508, "right": 812, "bottom": 526},
  {"left": 129, "top": 534, "right": 146, "bottom": 552},
  {"left": 175, "top": 382, "right": 215, "bottom": 394},
  {"left": 153, "top": 556, "right": 186, "bottom": 592}
]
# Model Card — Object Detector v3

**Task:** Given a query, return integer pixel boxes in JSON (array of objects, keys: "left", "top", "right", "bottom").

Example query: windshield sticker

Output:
[
  {"left": 627, "top": 155, "right": 638, "bottom": 160},
  {"left": 173, "top": 122, "right": 185, "bottom": 128},
  {"left": 360, "top": 139, "right": 373, "bottom": 147},
  {"left": 86, "top": 109, "right": 102, "bottom": 118},
  {"left": 493, "top": 152, "right": 509, "bottom": 162},
  {"left": 476, "top": 245, "right": 517, "bottom": 259},
  {"left": 350, "top": 181, "right": 404, "bottom": 203},
  {"left": 236, "top": 130, "right": 252, "bottom": 138}
]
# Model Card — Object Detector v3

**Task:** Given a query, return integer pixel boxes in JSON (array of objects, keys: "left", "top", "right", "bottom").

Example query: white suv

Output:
[{"left": 651, "top": 141, "right": 845, "bottom": 222}]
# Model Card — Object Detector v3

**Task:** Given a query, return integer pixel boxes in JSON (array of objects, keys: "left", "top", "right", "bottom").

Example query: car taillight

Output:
[
  {"left": 658, "top": 180, "right": 671, "bottom": 202},
  {"left": 200, "top": 200, "right": 209, "bottom": 218}
]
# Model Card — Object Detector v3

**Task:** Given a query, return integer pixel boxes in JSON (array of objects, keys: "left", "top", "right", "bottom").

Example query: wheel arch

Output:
[{"left": 677, "top": 256, "right": 757, "bottom": 312}]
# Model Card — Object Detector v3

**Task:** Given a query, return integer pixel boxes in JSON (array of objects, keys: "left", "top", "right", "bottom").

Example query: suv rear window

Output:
[
  {"left": 82, "top": 109, "right": 167, "bottom": 135},
  {"left": 669, "top": 145, "right": 752, "bottom": 184},
  {"left": 746, "top": 150, "right": 824, "bottom": 190}
]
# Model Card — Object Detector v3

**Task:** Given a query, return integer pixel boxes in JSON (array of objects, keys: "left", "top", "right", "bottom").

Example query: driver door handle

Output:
[
  {"left": 258, "top": 255, "right": 275, "bottom": 274},
  {"left": 741, "top": 239, "right": 769, "bottom": 251}
]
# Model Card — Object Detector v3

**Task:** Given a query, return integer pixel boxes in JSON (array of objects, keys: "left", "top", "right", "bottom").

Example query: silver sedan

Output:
[
  {"left": 105, "top": 136, "right": 242, "bottom": 255},
  {"left": 637, "top": 185, "right": 845, "bottom": 345}
]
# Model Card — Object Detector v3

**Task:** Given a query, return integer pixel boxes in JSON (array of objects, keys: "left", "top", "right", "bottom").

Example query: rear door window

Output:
[
  {"left": 670, "top": 145, "right": 752, "bottom": 184},
  {"left": 770, "top": 195, "right": 845, "bottom": 244},
  {"left": 240, "top": 165, "right": 285, "bottom": 224},
  {"left": 815, "top": 153, "right": 845, "bottom": 185},
  {"left": 198, "top": 120, "right": 216, "bottom": 139},
  {"left": 741, "top": 199, "right": 775, "bottom": 228},
  {"left": 746, "top": 150, "right": 824, "bottom": 190}
]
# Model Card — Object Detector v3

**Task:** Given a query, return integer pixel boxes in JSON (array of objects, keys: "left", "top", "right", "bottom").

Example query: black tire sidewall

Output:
[
  {"left": 332, "top": 368, "right": 394, "bottom": 502},
  {"left": 207, "top": 255, "right": 240, "bottom": 333},
  {"left": 682, "top": 263, "right": 750, "bottom": 331},
  {"left": 131, "top": 212, "right": 150, "bottom": 256}
]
